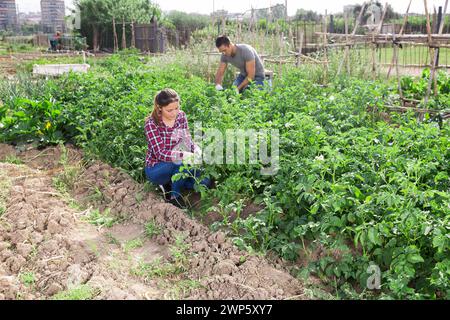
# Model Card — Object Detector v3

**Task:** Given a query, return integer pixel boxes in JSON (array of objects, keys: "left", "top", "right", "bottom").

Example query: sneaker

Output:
[{"left": 168, "top": 196, "right": 188, "bottom": 209}]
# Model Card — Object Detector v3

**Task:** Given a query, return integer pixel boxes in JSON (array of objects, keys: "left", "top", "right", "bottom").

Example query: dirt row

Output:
[{"left": 0, "top": 143, "right": 304, "bottom": 300}]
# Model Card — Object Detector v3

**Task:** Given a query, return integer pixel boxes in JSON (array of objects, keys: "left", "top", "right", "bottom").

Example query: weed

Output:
[
  {"left": 52, "top": 285, "right": 99, "bottom": 300},
  {"left": 1, "top": 155, "right": 23, "bottom": 164},
  {"left": 144, "top": 219, "right": 163, "bottom": 238},
  {"left": 20, "top": 272, "right": 36, "bottom": 287},
  {"left": 124, "top": 237, "right": 144, "bottom": 253},
  {"left": 83, "top": 208, "right": 117, "bottom": 228}
]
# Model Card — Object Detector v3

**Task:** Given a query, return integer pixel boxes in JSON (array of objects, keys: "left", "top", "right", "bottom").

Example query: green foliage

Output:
[
  {"left": 294, "top": 9, "right": 320, "bottom": 22},
  {"left": 1, "top": 52, "right": 448, "bottom": 300},
  {"left": 0, "top": 97, "right": 66, "bottom": 145},
  {"left": 83, "top": 208, "right": 118, "bottom": 228},
  {"left": 76, "top": 0, "right": 160, "bottom": 50},
  {"left": 400, "top": 70, "right": 450, "bottom": 110},
  {"left": 163, "top": 11, "right": 210, "bottom": 31}
]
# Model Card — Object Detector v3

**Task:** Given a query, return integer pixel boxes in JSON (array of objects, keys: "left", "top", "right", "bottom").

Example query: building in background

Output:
[
  {"left": 18, "top": 11, "right": 41, "bottom": 34},
  {"left": 0, "top": 0, "right": 18, "bottom": 31},
  {"left": 18, "top": 12, "right": 41, "bottom": 25},
  {"left": 41, "top": 0, "right": 65, "bottom": 33}
]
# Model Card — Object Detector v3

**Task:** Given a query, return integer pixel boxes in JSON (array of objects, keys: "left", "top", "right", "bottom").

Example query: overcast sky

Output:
[{"left": 15, "top": 0, "right": 448, "bottom": 15}]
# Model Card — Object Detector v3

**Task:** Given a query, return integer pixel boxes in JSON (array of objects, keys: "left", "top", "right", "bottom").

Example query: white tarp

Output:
[{"left": 33, "top": 64, "right": 90, "bottom": 76}]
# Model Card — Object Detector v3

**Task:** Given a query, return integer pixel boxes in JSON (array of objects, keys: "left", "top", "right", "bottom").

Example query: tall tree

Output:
[
  {"left": 102, "top": 0, "right": 118, "bottom": 52},
  {"left": 127, "top": 0, "right": 161, "bottom": 48},
  {"left": 77, "top": 0, "right": 160, "bottom": 51},
  {"left": 76, "top": 0, "right": 110, "bottom": 52}
]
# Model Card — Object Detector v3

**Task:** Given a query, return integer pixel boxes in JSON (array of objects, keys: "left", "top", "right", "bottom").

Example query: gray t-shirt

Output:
[{"left": 220, "top": 44, "right": 265, "bottom": 79}]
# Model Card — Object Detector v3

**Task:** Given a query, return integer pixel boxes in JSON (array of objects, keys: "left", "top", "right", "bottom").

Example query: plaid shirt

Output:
[{"left": 144, "top": 111, "right": 195, "bottom": 167}]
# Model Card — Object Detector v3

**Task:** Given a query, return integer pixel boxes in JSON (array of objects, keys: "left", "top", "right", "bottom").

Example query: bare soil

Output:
[{"left": 0, "top": 143, "right": 304, "bottom": 300}]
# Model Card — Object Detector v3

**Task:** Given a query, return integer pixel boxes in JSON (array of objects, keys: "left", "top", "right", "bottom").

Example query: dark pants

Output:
[
  {"left": 233, "top": 74, "right": 268, "bottom": 92},
  {"left": 145, "top": 162, "right": 210, "bottom": 198},
  {"left": 50, "top": 39, "right": 57, "bottom": 51}
]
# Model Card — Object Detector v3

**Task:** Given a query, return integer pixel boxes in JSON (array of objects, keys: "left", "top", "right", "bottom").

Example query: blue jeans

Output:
[
  {"left": 233, "top": 74, "right": 267, "bottom": 92},
  {"left": 145, "top": 162, "right": 210, "bottom": 198}
]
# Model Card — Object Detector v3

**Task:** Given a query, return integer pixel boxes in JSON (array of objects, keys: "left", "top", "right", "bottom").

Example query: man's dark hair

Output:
[{"left": 215, "top": 35, "right": 231, "bottom": 48}]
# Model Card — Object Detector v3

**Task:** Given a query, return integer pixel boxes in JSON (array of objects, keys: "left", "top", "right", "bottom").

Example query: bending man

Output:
[{"left": 215, "top": 35, "right": 266, "bottom": 93}]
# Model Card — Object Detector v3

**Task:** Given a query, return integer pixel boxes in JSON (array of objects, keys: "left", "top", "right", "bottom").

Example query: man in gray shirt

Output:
[{"left": 214, "top": 35, "right": 265, "bottom": 93}]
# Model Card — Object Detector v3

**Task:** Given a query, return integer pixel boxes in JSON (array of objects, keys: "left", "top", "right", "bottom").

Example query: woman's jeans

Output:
[{"left": 145, "top": 162, "right": 210, "bottom": 198}]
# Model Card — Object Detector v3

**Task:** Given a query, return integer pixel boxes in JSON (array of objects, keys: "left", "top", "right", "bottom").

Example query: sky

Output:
[{"left": 15, "top": 0, "right": 448, "bottom": 15}]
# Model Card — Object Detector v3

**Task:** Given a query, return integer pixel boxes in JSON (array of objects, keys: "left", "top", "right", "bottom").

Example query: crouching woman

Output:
[{"left": 144, "top": 88, "right": 210, "bottom": 208}]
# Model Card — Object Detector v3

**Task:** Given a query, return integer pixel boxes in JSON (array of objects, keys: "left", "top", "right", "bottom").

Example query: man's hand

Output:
[{"left": 215, "top": 84, "right": 223, "bottom": 91}]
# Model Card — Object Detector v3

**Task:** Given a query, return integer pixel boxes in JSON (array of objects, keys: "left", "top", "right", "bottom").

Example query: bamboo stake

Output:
[
  {"left": 433, "top": 6, "right": 439, "bottom": 97},
  {"left": 297, "top": 32, "right": 304, "bottom": 67},
  {"left": 387, "top": 0, "right": 412, "bottom": 78},
  {"left": 337, "top": 3, "right": 366, "bottom": 76},
  {"left": 279, "top": 30, "right": 283, "bottom": 79},
  {"left": 439, "top": 0, "right": 449, "bottom": 34},
  {"left": 424, "top": 0, "right": 448, "bottom": 106},
  {"left": 424, "top": 0, "right": 435, "bottom": 111},
  {"left": 372, "top": 3, "right": 388, "bottom": 79},
  {"left": 394, "top": 35, "right": 404, "bottom": 104},
  {"left": 344, "top": 11, "right": 350, "bottom": 74},
  {"left": 323, "top": 10, "right": 328, "bottom": 84},
  {"left": 288, "top": 51, "right": 325, "bottom": 64}
]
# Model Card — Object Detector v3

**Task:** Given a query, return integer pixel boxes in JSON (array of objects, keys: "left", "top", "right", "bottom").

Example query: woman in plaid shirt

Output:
[{"left": 144, "top": 88, "right": 210, "bottom": 208}]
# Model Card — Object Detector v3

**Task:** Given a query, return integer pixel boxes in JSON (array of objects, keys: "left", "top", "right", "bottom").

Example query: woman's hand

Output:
[
  {"left": 182, "top": 152, "right": 195, "bottom": 165},
  {"left": 183, "top": 147, "right": 202, "bottom": 166}
]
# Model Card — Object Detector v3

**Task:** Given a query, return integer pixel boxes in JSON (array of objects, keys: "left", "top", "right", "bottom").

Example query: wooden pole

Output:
[
  {"left": 344, "top": 11, "right": 350, "bottom": 74},
  {"left": 296, "top": 32, "right": 303, "bottom": 67},
  {"left": 372, "top": 3, "right": 388, "bottom": 79},
  {"left": 323, "top": 10, "right": 328, "bottom": 84},
  {"left": 387, "top": 0, "right": 412, "bottom": 78},
  {"left": 222, "top": 16, "right": 226, "bottom": 35},
  {"left": 424, "top": 0, "right": 448, "bottom": 106},
  {"left": 279, "top": 30, "right": 283, "bottom": 79},
  {"left": 337, "top": 3, "right": 367, "bottom": 76},
  {"left": 394, "top": 33, "right": 404, "bottom": 105},
  {"left": 424, "top": 0, "right": 434, "bottom": 110}
]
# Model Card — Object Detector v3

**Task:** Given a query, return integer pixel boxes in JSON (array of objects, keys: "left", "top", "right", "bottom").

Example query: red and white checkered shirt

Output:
[{"left": 144, "top": 111, "right": 195, "bottom": 167}]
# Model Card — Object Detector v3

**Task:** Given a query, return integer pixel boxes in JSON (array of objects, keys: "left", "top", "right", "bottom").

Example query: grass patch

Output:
[
  {"left": 0, "top": 171, "right": 12, "bottom": 217},
  {"left": 1, "top": 155, "right": 23, "bottom": 164},
  {"left": 19, "top": 272, "right": 36, "bottom": 287},
  {"left": 52, "top": 285, "right": 99, "bottom": 300},
  {"left": 52, "top": 144, "right": 83, "bottom": 209},
  {"left": 124, "top": 237, "right": 144, "bottom": 253},
  {"left": 164, "top": 279, "right": 203, "bottom": 300},
  {"left": 87, "top": 186, "right": 107, "bottom": 203},
  {"left": 105, "top": 232, "right": 121, "bottom": 246},
  {"left": 83, "top": 208, "right": 118, "bottom": 228},
  {"left": 144, "top": 218, "right": 163, "bottom": 238},
  {"left": 131, "top": 234, "right": 191, "bottom": 281}
]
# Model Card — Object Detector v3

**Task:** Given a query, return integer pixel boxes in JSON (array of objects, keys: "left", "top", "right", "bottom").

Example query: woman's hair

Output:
[{"left": 148, "top": 88, "right": 180, "bottom": 126}]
